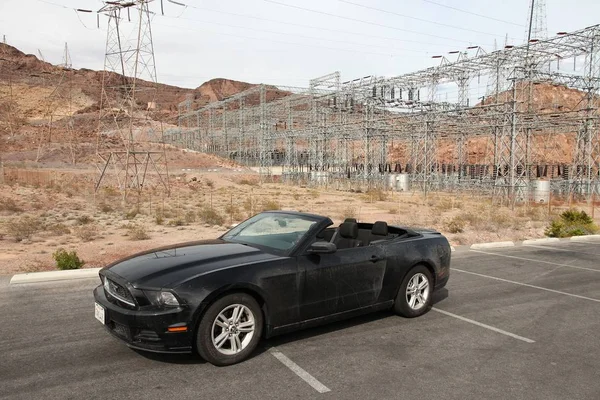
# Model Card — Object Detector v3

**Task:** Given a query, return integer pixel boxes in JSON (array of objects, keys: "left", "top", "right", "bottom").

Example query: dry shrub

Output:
[
  {"left": 98, "top": 202, "right": 114, "bottom": 213},
  {"left": 199, "top": 208, "right": 225, "bottom": 226},
  {"left": 238, "top": 178, "right": 259, "bottom": 186},
  {"left": 434, "top": 197, "right": 454, "bottom": 212},
  {"left": 225, "top": 204, "right": 244, "bottom": 221},
  {"left": 124, "top": 208, "right": 139, "bottom": 220},
  {"left": 243, "top": 197, "right": 257, "bottom": 213},
  {"left": 184, "top": 210, "right": 196, "bottom": 224},
  {"left": 155, "top": 212, "right": 164, "bottom": 225},
  {"left": 127, "top": 224, "right": 150, "bottom": 240},
  {"left": 6, "top": 216, "right": 43, "bottom": 241},
  {"left": 445, "top": 216, "right": 466, "bottom": 234},
  {"left": 0, "top": 197, "right": 22, "bottom": 213},
  {"left": 205, "top": 179, "right": 215, "bottom": 188},
  {"left": 340, "top": 206, "right": 357, "bottom": 221},
  {"left": 168, "top": 218, "right": 185, "bottom": 227},
  {"left": 388, "top": 207, "right": 399, "bottom": 214},
  {"left": 261, "top": 199, "right": 281, "bottom": 212},
  {"left": 490, "top": 211, "right": 514, "bottom": 230},
  {"left": 48, "top": 223, "right": 71, "bottom": 236},
  {"left": 364, "top": 189, "right": 387, "bottom": 202},
  {"left": 76, "top": 215, "right": 93, "bottom": 225},
  {"left": 74, "top": 225, "right": 98, "bottom": 242}
]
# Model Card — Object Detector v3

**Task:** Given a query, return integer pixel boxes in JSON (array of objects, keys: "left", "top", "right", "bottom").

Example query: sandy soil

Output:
[{"left": 1, "top": 160, "right": 598, "bottom": 276}]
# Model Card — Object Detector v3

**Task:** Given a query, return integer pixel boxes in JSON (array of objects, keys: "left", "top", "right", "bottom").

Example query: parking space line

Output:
[
  {"left": 470, "top": 249, "right": 600, "bottom": 273},
  {"left": 452, "top": 268, "right": 600, "bottom": 303},
  {"left": 431, "top": 308, "right": 535, "bottom": 343},
  {"left": 523, "top": 244, "right": 600, "bottom": 257},
  {"left": 270, "top": 348, "right": 331, "bottom": 394}
]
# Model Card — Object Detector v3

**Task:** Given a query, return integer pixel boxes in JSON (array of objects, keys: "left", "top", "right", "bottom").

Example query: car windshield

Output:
[{"left": 222, "top": 213, "right": 318, "bottom": 253}]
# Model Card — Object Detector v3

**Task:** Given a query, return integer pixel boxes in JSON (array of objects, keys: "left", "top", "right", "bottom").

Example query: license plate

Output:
[{"left": 94, "top": 302, "right": 105, "bottom": 325}]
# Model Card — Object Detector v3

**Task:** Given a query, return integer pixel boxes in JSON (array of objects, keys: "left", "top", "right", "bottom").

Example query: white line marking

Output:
[
  {"left": 270, "top": 348, "right": 331, "bottom": 393},
  {"left": 432, "top": 308, "right": 535, "bottom": 343},
  {"left": 452, "top": 268, "right": 600, "bottom": 303},
  {"left": 470, "top": 249, "right": 600, "bottom": 273},
  {"left": 523, "top": 244, "right": 600, "bottom": 257}
]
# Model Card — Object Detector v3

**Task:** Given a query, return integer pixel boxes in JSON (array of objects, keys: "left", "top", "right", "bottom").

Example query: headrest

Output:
[
  {"left": 344, "top": 217, "right": 357, "bottom": 223},
  {"left": 339, "top": 222, "right": 358, "bottom": 239},
  {"left": 372, "top": 221, "right": 388, "bottom": 236}
]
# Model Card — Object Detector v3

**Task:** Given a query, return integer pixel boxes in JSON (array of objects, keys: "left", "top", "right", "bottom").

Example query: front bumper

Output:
[{"left": 93, "top": 285, "right": 194, "bottom": 353}]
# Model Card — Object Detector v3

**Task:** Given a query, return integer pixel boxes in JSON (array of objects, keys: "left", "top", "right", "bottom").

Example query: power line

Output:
[
  {"left": 337, "top": 0, "right": 516, "bottom": 39},
  {"left": 154, "top": 21, "right": 418, "bottom": 58},
  {"left": 160, "top": 15, "right": 443, "bottom": 54},
  {"left": 263, "top": 0, "right": 485, "bottom": 45},
  {"left": 422, "top": 0, "right": 525, "bottom": 27},
  {"left": 169, "top": 3, "right": 470, "bottom": 48}
]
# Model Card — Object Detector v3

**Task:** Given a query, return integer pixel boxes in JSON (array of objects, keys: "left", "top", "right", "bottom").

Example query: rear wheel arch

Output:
[{"left": 396, "top": 261, "right": 436, "bottom": 298}]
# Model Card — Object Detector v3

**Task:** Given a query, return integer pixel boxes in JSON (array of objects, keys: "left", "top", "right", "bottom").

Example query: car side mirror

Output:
[{"left": 308, "top": 242, "right": 337, "bottom": 254}]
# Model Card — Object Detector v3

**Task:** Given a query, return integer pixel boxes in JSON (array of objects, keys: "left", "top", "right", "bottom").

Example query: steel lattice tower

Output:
[
  {"left": 95, "top": 0, "right": 169, "bottom": 198},
  {"left": 526, "top": 0, "right": 547, "bottom": 41}
]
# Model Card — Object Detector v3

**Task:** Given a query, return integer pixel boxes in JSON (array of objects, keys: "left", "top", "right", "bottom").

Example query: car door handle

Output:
[{"left": 369, "top": 255, "right": 384, "bottom": 262}]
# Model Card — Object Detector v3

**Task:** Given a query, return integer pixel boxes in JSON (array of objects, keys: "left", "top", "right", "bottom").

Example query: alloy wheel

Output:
[
  {"left": 405, "top": 273, "right": 430, "bottom": 311},
  {"left": 211, "top": 304, "right": 256, "bottom": 355}
]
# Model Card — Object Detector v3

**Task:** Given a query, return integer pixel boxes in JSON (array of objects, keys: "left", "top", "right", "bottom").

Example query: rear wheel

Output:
[
  {"left": 394, "top": 265, "right": 433, "bottom": 318},
  {"left": 196, "top": 293, "right": 263, "bottom": 366}
]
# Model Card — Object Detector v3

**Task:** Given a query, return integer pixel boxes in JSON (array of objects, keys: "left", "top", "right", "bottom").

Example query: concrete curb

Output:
[
  {"left": 570, "top": 234, "right": 600, "bottom": 242},
  {"left": 10, "top": 268, "right": 101, "bottom": 285},
  {"left": 522, "top": 238, "right": 561, "bottom": 245},
  {"left": 470, "top": 241, "right": 515, "bottom": 250}
]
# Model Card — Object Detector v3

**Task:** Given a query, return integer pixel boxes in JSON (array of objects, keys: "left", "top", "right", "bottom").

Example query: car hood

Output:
[{"left": 103, "top": 239, "right": 279, "bottom": 289}]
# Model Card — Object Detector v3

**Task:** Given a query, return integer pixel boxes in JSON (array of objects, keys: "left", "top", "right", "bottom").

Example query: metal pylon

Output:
[{"left": 95, "top": 0, "right": 169, "bottom": 198}]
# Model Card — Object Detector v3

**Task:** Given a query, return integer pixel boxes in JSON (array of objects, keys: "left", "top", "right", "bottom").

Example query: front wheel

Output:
[
  {"left": 196, "top": 293, "right": 263, "bottom": 366},
  {"left": 394, "top": 265, "right": 433, "bottom": 318}
]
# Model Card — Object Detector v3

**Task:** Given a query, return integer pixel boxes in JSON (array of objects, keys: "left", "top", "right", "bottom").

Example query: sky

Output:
[{"left": 1, "top": 0, "right": 600, "bottom": 90}]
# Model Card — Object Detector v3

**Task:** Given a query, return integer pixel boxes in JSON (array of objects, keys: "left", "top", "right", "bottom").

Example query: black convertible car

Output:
[{"left": 94, "top": 211, "right": 451, "bottom": 365}]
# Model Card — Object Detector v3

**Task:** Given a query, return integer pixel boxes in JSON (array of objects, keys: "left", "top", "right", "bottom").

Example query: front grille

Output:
[{"left": 104, "top": 278, "right": 136, "bottom": 307}]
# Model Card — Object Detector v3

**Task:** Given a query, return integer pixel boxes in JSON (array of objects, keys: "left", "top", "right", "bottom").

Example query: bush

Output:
[
  {"left": 261, "top": 199, "right": 281, "bottom": 212},
  {"left": 48, "top": 223, "right": 71, "bottom": 236},
  {"left": 155, "top": 213, "right": 164, "bottom": 225},
  {"left": 545, "top": 209, "right": 599, "bottom": 238},
  {"left": 0, "top": 197, "right": 23, "bottom": 213},
  {"left": 127, "top": 224, "right": 150, "bottom": 240},
  {"left": 124, "top": 208, "right": 139, "bottom": 220},
  {"left": 98, "top": 203, "right": 113, "bottom": 213},
  {"left": 239, "top": 178, "right": 258, "bottom": 186},
  {"left": 445, "top": 216, "right": 466, "bottom": 234},
  {"left": 76, "top": 215, "right": 93, "bottom": 225},
  {"left": 74, "top": 225, "right": 98, "bottom": 242},
  {"left": 184, "top": 210, "right": 196, "bottom": 224},
  {"left": 168, "top": 218, "right": 185, "bottom": 227},
  {"left": 52, "top": 248, "right": 84, "bottom": 270},
  {"left": 6, "top": 216, "right": 42, "bottom": 241},
  {"left": 199, "top": 208, "right": 225, "bottom": 226},
  {"left": 340, "top": 206, "right": 357, "bottom": 221}
]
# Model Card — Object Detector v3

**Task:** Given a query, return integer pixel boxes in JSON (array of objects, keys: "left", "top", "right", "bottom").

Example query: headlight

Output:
[{"left": 144, "top": 290, "right": 181, "bottom": 307}]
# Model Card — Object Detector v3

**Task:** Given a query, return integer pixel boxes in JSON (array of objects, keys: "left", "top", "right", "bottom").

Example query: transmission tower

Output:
[
  {"left": 525, "top": 0, "right": 547, "bottom": 42},
  {"left": 36, "top": 43, "right": 77, "bottom": 163},
  {"left": 95, "top": 0, "right": 169, "bottom": 198}
]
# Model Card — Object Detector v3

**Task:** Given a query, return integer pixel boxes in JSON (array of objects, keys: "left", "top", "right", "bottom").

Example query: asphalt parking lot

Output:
[{"left": 1, "top": 239, "right": 599, "bottom": 400}]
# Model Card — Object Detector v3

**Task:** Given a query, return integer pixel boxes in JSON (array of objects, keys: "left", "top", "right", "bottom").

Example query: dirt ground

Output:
[{"left": 0, "top": 160, "right": 598, "bottom": 276}]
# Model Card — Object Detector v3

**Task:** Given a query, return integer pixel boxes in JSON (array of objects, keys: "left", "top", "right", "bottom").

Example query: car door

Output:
[{"left": 297, "top": 244, "right": 387, "bottom": 321}]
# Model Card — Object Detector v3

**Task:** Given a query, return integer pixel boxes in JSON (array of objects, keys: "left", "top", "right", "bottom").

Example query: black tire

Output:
[
  {"left": 196, "top": 293, "right": 263, "bottom": 366},
  {"left": 394, "top": 265, "right": 433, "bottom": 318}
]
